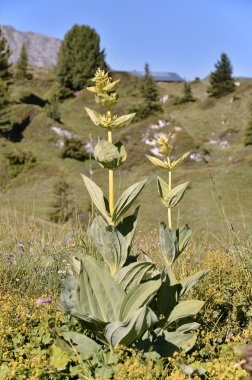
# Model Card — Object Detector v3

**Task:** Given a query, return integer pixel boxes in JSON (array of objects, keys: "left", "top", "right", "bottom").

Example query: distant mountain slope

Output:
[{"left": 1, "top": 25, "right": 61, "bottom": 67}]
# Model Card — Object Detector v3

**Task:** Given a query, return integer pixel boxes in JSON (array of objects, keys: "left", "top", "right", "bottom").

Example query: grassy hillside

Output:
[{"left": 1, "top": 70, "right": 252, "bottom": 241}]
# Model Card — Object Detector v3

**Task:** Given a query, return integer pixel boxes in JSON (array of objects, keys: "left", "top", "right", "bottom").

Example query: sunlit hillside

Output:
[{"left": 1, "top": 69, "right": 252, "bottom": 240}]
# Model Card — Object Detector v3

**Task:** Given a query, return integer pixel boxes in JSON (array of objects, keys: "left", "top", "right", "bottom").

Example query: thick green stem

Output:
[
  {"left": 108, "top": 128, "right": 114, "bottom": 216},
  {"left": 168, "top": 158, "right": 172, "bottom": 229}
]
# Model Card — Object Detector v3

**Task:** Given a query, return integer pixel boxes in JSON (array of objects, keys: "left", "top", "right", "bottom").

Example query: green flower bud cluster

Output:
[
  {"left": 147, "top": 132, "right": 190, "bottom": 171},
  {"left": 87, "top": 68, "right": 120, "bottom": 107},
  {"left": 85, "top": 69, "right": 135, "bottom": 172}
]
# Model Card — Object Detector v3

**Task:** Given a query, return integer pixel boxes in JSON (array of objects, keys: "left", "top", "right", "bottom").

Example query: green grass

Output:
[{"left": 0, "top": 71, "right": 252, "bottom": 242}]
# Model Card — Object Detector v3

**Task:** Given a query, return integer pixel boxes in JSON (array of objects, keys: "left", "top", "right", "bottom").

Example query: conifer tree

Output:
[
  {"left": 0, "top": 27, "right": 11, "bottom": 81},
  {"left": 0, "top": 28, "right": 11, "bottom": 108},
  {"left": 46, "top": 93, "right": 61, "bottom": 122},
  {"left": 180, "top": 82, "right": 195, "bottom": 103},
  {"left": 50, "top": 180, "right": 74, "bottom": 223},
  {"left": 16, "top": 44, "right": 32, "bottom": 79},
  {"left": 0, "top": 78, "right": 8, "bottom": 107},
  {"left": 244, "top": 104, "right": 252, "bottom": 146},
  {"left": 141, "top": 63, "right": 162, "bottom": 109},
  {"left": 57, "top": 24, "right": 107, "bottom": 92},
  {"left": 131, "top": 63, "right": 163, "bottom": 120},
  {"left": 208, "top": 53, "right": 235, "bottom": 97}
]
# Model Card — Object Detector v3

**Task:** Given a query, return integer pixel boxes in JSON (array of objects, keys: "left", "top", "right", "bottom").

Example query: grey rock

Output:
[{"left": 1, "top": 25, "right": 61, "bottom": 68}]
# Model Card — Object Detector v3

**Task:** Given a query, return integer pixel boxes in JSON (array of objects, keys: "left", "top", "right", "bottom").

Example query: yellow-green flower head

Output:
[
  {"left": 100, "top": 112, "right": 118, "bottom": 128},
  {"left": 153, "top": 133, "right": 173, "bottom": 156},
  {"left": 87, "top": 68, "right": 120, "bottom": 95}
]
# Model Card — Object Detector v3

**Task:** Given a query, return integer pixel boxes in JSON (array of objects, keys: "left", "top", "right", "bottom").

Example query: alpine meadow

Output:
[{"left": 0, "top": 20, "right": 252, "bottom": 380}]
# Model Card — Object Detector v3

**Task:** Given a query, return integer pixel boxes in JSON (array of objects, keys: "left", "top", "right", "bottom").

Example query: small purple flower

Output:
[
  {"left": 17, "top": 243, "right": 24, "bottom": 249},
  {"left": 45, "top": 296, "right": 52, "bottom": 303},
  {"left": 37, "top": 298, "right": 44, "bottom": 306},
  {"left": 227, "top": 332, "right": 234, "bottom": 340}
]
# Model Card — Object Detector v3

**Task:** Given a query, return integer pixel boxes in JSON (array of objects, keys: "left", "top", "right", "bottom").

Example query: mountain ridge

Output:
[{"left": 1, "top": 25, "right": 61, "bottom": 68}]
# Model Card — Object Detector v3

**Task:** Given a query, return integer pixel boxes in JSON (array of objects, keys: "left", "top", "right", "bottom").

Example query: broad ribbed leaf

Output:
[
  {"left": 81, "top": 174, "right": 111, "bottom": 224},
  {"left": 110, "top": 113, "right": 135, "bottom": 129},
  {"left": 163, "top": 182, "right": 190, "bottom": 208},
  {"left": 156, "top": 273, "right": 180, "bottom": 317},
  {"left": 85, "top": 107, "right": 102, "bottom": 126},
  {"left": 89, "top": 216, "right": 128, "bottom": 275},
  {"left": 157, "top": 177, "right": 189, "bottom": 208},
  {"left": 145, "top": 155, "right": 168, "bottom": 169},
  {"left": 180, "top": 270, "right": 209, "bottom": 297},
  {"left": 170, "top": 151, "right": 191, "bottom": 170},
  {"left": 105, "top": 306, "right": 158, "bottom": 346},
  {"left": 74, "top": 256, "right": 125, "bottom": 322},
  {"left": 112, "top": 178, "right": 149, "bottom": 223},
  {"left": 159, "top": 222, "right": 177, "bottom": 266},
  {"left": 157, "top": 176, "right": 170, "bottom": 207},
  {"left": 156, "top": 329, "right": 197, "bottom": 354},
  {"left": 60, "top": 331, "right": 100, "bottom": 357},
  {"left": 116, "top": 206, "right": 139, "bottom": 254},
  {"left": 59, "top": 275, "right": 77, "bottom": 313},
  {"left": 173, "top": 224, "right": 192, "bottom": 261},
  {"left": 71, "top": 312, "right": 107, "bottom": 331},
  {"left": 168, "top": 300, "right": 205, "bottom": 324},
  {"left": 119, "top": 277, "right": 161, "bottom": 321},
  {"left": 176, "top": 322, "right": 200, "bottom": 333},
  {"left": 114, "top": 261, "right": 155, "bottom": 292}
]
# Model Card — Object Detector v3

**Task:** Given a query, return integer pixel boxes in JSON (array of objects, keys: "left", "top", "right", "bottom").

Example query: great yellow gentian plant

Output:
[
  {"left": 84, "top": 68, "right": 139, "bottom": 220},
  {"left": 146, "top": 133, "right": 190, "bottom": 229},
  {"left": 59, "top": 70, "right": 208, "bottom": 362}
]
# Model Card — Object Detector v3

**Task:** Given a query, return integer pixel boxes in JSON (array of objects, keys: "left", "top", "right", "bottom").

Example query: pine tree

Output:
[
  {"left": 16, "top": 44, "right": 32, "bottom": 79},
  {"left": 0, "top": 78, "right": 8, "bottom": 107},
  {"left": 131, "top": 63, "right": 163, "bottom": 120},
  {"left": 50, "top": 180, "right": 74, "bottom": 223},
  {"left": 0, "top": 27, "right": 11, "bottom": 81},
  {"left": 141, "top": 64, "right": 159, "bottom": 100},
  {"left": 0, "top": 28, "right": 11, "bottom": 108},
  {"left": 180, "top": 82, "right": 195, "bottom": 103},
  {"left": 57, "top": 24, "right": 107, "bottom": 92},
  {"left": 208, "top": 53, "right": 235, "bottom": 97},
  {"left": 46, "top": 93, "right": 61, "bottom": 122},
  {"left": 244, "top": 104, "right": 252, "bottom": 146}
]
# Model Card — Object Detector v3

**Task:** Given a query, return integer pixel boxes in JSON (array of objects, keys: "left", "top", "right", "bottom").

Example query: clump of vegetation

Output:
[
  {"left": 0, "top": 27, "right": 11, "bottom": 82},
  {"left": 180, "top": 82, "right": 196, "bottom": 103},
  {"left": 57, "top": 24, "right": 107, "bottom": 93},
  {"left": 208, "top": 52, "right": 235, "bottom": 97},
  {"left": 244, "top": 103, "right": 252, "bottom": 146},
  {"left": 50, "top": 180, "right": 74, "bottom": 223},
  {"left": 57, "top": 69, "right": 206, "bottom": 366},
  {"left": 15, "top": 44, "right": 33, "bottom": 80},
  {"left": 0, "top": 78, "right": 9, "bottom": 107},
  {"left": 130, "top": 63, "right": 163, "bottom": 120},
  {"left": 60, "top": 136, "right": 88, "bottom": 161},
  {"left": 0, "top": 27, "right": 11, "bottom": 108},
  {"left": 3, "top": 146, "right": 36, "bottom": 177},
  {"left": 46, "top": 93, "right": 61, "bottom": 122}
]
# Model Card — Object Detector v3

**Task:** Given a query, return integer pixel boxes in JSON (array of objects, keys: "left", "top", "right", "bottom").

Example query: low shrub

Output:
[
  {"left": 49, "top": 180, "right": 74, "bottom": 223},
  {"left": 3, "top": 146, "right": 36, "bottom": 177},
  {"left": 60, "top": 137, "right": 89, "bottom": 161}
]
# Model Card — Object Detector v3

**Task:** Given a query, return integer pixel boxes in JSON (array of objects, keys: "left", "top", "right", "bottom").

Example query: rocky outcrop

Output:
[{"left": 1, "top": 25, "right": 61, "bottom": 68}]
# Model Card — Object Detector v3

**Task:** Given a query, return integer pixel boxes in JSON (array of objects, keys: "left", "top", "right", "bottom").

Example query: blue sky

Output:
[{"left": 1, "top": 0, "right": 252, "bottom": 80}]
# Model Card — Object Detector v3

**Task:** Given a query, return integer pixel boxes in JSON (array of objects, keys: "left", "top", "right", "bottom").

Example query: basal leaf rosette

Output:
[{"left": 94, "top": 138, "right": 127, "bottom": 169}]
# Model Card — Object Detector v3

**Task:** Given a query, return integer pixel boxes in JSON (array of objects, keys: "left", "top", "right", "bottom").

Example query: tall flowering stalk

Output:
[
  {"left": 84, "top": 69, "right": 136, "bottom": 219},
  {"left": 146, "top": 133, "right": 190, "bottom": 229},
  {"left": 59, "top": 71, "right": 207, "bottom": 361}
]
